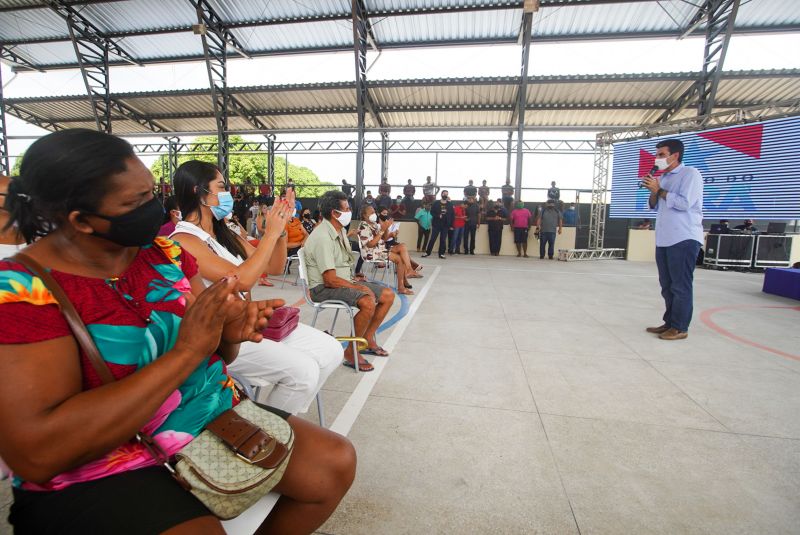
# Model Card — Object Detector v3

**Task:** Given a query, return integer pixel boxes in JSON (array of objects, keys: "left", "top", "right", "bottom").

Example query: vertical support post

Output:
[
  {"left": 284, "top": 154, "right": 289, "bottom": 191},
  {"left": 505, "top": 131, "right": 513, "bottom": 185},
  {"left": 380, "top": 131, "right": 389, "bottom": 183},
  {"left": 434, "top": 152, "right": 439, "bottom": 185},
  {"left": 514, "top": 11, "right": 533, "bottom": 202},
  {"left": 351, "top": 0, "right": 369, "bottom": 209},
  {"left": 267, "top": 135, "right": 275, "bottom": 195},
  {"left": 0, "top": 58, "right": 10, "bottom": 175},
  {"left": 66, "top": 22, "right": 112, "bottom": 133},
  {"left": 697, "top": 0, "right": 740, "bottom": 116},
  {"left": 195, "top": 7, "right": 230, "bottom": 181},
  {"left": 588, "top": 136, "right": 611, "bottom": 250},
  {"left": 167, "top": 137, "right": 179, "bottom": 181}
]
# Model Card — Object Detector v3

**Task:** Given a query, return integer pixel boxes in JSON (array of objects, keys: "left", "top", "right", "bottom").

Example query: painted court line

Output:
[
  {"left": 329, "top": 266, "right": 442, "bottom": 437},
  {"left": 700, "top": 304, "right": 800, "bottom": 362}
]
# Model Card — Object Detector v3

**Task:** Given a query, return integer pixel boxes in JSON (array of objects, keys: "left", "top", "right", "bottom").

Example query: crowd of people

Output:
[
  {"left": 0, "top": 129, "right": 587, "bottom": 533},
  {"left": 0, "top": 130, "right": 357, "bottom": 534}
]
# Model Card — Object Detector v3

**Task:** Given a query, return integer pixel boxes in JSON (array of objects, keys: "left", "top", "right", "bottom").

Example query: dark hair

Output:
[
  {"left": 319, "top": 190, "right": 348, "bottom": 220},
  {"left": 656, "top": 139, "right": 684, "bottom": 162},
  {"left": 5, "top": 129, "right": 135, "bottom": 243},
  {"left": 173, "top": 160, "right": 247, "bottom": 260},
  {"left": 360, "top": 203, "right": 375, "bottom": 219},
  {"left": 162, "top": 196, "right": 178, "bottom": 224}
]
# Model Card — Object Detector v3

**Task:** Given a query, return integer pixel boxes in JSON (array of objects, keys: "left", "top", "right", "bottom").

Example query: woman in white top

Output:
[{"left": 170, "top": 161, "right": 342, "bottom": 415}]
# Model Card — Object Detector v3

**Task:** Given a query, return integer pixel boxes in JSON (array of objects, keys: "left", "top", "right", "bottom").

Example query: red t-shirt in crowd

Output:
[{"left": 453, "top": 205, "right": 466, "bottom": 228}]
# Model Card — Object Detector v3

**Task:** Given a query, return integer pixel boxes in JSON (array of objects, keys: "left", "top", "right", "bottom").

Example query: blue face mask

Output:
[{"left": 205, "top": 190, "right": 234, "bottom": 220}]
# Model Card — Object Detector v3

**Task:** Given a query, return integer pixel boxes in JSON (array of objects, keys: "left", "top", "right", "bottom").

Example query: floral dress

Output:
[
  {"left": 0, "top": 237, "right": 237, "bottom": 491},
  {"left": 357, "top": 221, "right": 389, "bottom": 261}
]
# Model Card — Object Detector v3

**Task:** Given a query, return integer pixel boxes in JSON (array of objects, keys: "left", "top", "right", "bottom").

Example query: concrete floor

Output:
[
  {"left": 2, "top": 254, "right": 799, "bottom": 534},
  {"left": 308, "top": 254, "right": 800, "bottom": 535}
]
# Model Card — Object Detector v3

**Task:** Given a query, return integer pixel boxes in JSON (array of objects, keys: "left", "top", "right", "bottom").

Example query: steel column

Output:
[
  {"left": 194, "top": 6, "right": 230, "bottom": 181},
  {"left": 267, "top": 135, "right": 276, "bottom": 194},
  {"left": 0, "top": 58, "right": 9, "bottom": 175},
  {"left": 351, "top": 0, "right": 370, "bottom": 208},
  {"left": 505, "top": 131, "right": 513, "bottom": 184},
  {"left": 655, "top": 0, "right": 740, "bottom": 122},
  {"left": 167, "top": 137, "right": 179, "bottom": 180},
  {"left": 67, "top": 23, "right": 112, "bottom": 133},
  {"left": 47, "top": 0, "right": 142, "bottom": 134},
  {"left": 514, "top": 11, "right": 533, "bottom": 201},
  {"left": 380, "top": 131, "right": 389, "bottom": 182}
]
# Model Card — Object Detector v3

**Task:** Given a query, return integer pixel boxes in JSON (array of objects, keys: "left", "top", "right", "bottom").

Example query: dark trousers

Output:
[
  {"left": 404, "top": 196, "right": 414, "bottom": 217},
  {"left": 417, "top": 225, "right": 430, "bottom": 251},
  {"left": 488, "top": 228, "right": 502, "bottom": 255},
  {"left": 464, "top": 223, "right": 477, "bottom": 253},
  {"left": 447, "top": 228, "right": 454, "bottom": 253},
  {"left": 426, "top": 224, "right": 447, "bottom": 256},
  {"left": 540, "top": 232, "right": 556, "bottom": 259},
  {"left": 655, "top": 239, "right": 701, "bottom": 332},
  {"left": 449, "top": 227, "right": 464, "bottom": 253}
]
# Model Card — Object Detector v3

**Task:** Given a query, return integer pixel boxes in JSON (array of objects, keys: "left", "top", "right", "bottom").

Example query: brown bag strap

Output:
[{"left": 12, "top": 252, "right": 115, "bottom": 385}]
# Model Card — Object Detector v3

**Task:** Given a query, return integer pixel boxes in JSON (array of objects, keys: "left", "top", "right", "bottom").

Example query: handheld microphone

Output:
[{"left": 638, "top": 166, "right": 659, "bottom": 188}]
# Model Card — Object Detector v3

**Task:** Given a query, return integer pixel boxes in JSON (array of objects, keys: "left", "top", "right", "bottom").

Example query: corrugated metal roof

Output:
[
  {"left": 1, "top": 0, "right": 797, "bottom": 70},
  {"left": 5, "top": 70, "right": 797, "bottom": 132}
]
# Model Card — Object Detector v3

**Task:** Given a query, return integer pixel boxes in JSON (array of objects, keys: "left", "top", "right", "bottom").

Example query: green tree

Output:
[{"left": 150, "top": 135, "right": 336, "bottom": 197}]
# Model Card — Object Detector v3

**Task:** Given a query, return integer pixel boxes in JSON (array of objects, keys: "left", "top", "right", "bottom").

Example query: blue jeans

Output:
[
  {"left": 449, "top": 227, "right": 464, "bottom": 253},
  {"left": 540, "top": 232, "right": 556, "bottom": 259},
  {"left": 655, "top": 240, "right": 701, "bottom": 332}
]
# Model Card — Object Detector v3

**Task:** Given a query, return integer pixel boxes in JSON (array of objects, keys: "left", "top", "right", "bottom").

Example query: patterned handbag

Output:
[{"left": 14, "top": 252, "right": 294, "bottom": 520}]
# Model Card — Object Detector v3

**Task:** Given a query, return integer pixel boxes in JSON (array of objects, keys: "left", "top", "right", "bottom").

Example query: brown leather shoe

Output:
[
  {"left": 659, "top": 328, "right": 688, "bottom": 340},
  {"left": 646, "top": 324, "right": 670, "bottom": 334}
]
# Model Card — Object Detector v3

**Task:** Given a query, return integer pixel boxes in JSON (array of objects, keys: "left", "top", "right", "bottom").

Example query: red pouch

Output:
[{"left": 261, "top": 306, "right": 300, "bottom": 341}]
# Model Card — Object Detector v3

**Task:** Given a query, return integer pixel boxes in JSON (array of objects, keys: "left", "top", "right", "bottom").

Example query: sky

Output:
[{"left": 2, "top": 31, "right": 799, "bottom": 201}]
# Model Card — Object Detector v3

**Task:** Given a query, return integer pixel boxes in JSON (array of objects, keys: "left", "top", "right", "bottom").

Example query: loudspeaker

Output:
[{"left": 754, "top": 235, "right": 792, "bottom": 268}]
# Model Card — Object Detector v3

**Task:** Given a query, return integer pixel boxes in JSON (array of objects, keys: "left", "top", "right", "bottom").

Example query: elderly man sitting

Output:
[{"left": 303, "top": 190, "right": 395, "bottom": 372}]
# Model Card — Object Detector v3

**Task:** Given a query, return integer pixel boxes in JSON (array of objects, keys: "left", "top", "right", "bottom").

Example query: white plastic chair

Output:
[
  {"left": 280, "top": 253, "right": 300, "bottom": 288},
  {"left": 297, "top": 248, "right": 364, "bottom": 373}
]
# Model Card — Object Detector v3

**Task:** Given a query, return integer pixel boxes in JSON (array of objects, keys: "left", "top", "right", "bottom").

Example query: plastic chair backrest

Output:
[
  {"left": 297, "top": 248, "right": 317, "bottom": 307},
  {"left": 297, "top": 247, "right": 308, "bottom": 288}
]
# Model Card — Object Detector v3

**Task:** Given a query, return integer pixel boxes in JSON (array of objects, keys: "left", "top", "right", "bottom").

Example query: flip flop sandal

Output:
[
  {"left": 361, "top": 347, "right": 390, "bottom": 357},
  {"left": 343, "top": 359, "right": 374, "bottom": 372}
]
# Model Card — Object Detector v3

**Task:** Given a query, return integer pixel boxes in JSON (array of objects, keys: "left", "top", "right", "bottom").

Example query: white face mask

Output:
[
  {"left": 654, "top": 156, "right": 670, "bottom": 170},
  {"left": 368, "top": 213, "right": 377, "bottom": 223},
  {"left": 172, "top": 210, "right": 182, "bottom": 221},
  {"left": 335, "top": 209, "right": 352, "bottom": 227}
]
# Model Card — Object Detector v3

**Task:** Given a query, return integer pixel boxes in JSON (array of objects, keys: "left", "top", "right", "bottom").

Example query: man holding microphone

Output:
[{"left": 641, "top": 139, "right": 704, "bottom": 341}]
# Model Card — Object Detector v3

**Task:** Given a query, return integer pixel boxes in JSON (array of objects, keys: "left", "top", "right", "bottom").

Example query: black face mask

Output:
[
  {"left": 379, "top": 214, "right": 389, "bottom": 221},
  {"left": 89, "top": 196, "right": 164, "bottom": 247},
  {"left": 303, "top": 212, "right": 311, "bottom": 219}
]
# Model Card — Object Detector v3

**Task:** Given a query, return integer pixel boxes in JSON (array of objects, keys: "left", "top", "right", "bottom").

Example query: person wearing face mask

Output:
[
  {"left": 0, "top": 130, "right": 355, "bottom": 534},
  {"left": 485, "top": 201, "right": 505, "bottom": 256},
  {"left": 158, "top": 196, "right": 182, "bottom": 237},
  {"left": 0, "top": 175, "right": 27, "bottom": 258},
  {"left": 390, "top": 196, "right": 406, "bottom": 219},
  {"left": 422, "top": 190, "right": 454, "bottom": 259},
  {"left": 641, "top": 138, "right": 704, "bottom": 341},
  {"left": 357, "top": 206, "right": 414, "bottom": 296},
  {"left": 171, "top": 160, "right": 344, "bottom": 414},
  {"left": 304, "top": 191, "right": 396, "bottom": 370},
  {"left": 301, "top": 209, "right": 315, "bottom": 234}
]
